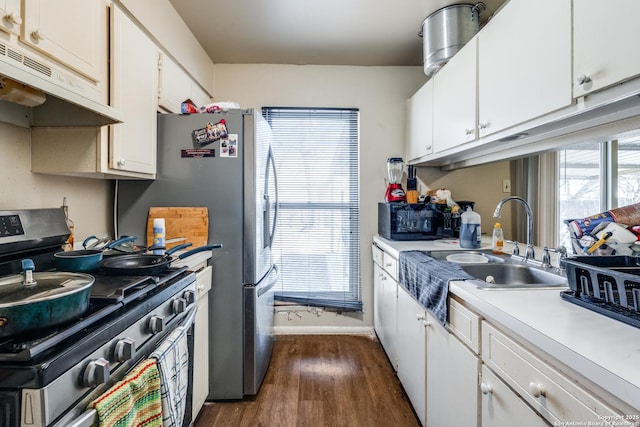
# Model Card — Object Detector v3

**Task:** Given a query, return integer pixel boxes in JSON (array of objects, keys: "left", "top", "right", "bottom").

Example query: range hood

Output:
[{"left": 0, "top": 40, "right": 122, "bottom": 128}]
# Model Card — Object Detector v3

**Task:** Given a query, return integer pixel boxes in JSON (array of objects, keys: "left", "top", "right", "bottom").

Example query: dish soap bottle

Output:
[
  {"left": 492, "top": 222, "right": 504, "bottom": 254},
  {"left": 62, "top": 197, "right": 75, "bottom": 251},
  {"left": 459, "top": 207, "right": 481, "bottom": 249}
]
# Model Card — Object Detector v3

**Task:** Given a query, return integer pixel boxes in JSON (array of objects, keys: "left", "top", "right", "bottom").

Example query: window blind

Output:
[{"left": 262, "top": 107, "right": 361, "bottom": 311}]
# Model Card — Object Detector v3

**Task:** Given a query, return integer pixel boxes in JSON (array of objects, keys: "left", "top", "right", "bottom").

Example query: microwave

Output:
[{"left": 378, "top": 202, "right": 459, "bottom": 241}]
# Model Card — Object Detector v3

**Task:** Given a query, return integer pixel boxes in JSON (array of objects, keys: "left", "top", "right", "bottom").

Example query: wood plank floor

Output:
[{"left": 194, "top": 335, "right": 421, "bottom": 427}]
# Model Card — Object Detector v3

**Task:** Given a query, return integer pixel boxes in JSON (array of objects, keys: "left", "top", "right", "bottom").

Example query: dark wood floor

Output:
[{"left": 194, "top": 335, "right": 421, "bottom": 427}]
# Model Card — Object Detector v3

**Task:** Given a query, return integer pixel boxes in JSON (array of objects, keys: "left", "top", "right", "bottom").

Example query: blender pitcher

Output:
[{"left": 385, "top": 157, "right": 406, "bottom": 202}]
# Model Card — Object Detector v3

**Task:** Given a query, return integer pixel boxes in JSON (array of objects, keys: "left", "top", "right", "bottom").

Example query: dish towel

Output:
[
  {"left": 398, "top": 250, "right": 474, "bottom": 325},
  {"left": 150, "top": 325, "right": 189, "bottom": 427},
  {"left": 90, "top": 358, "right": 162, "bottom": 427}
]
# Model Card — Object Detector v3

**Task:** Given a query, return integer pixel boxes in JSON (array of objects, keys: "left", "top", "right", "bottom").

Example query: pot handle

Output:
[
  {"left": 165, "top": 243, "right": 194, "bottom": 256},
  {"left": 473, "top": 2, "right": 487, "bottom": 15},
  {"left": 177, "top": 244, "right": 223, "bottom": 260},
  {"left": 105, "top": 235, "right": 138, "bottom": 249}
]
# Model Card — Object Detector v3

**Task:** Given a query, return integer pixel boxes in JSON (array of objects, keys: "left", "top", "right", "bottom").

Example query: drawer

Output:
[
  {"left": 448, "top": 297, "right": 480, "bottom": 354},
  {"left": 481, "top": 321, "right": 625, "bottom": 425},
  {"left": 383, "top": 253, "right": 398, "bottom": 281},
  {"left": 195, "top": 265, "right": 212, "bottom": 300},
  {"left": 372, "top": 244, "right": 384, "bottom": 268}
]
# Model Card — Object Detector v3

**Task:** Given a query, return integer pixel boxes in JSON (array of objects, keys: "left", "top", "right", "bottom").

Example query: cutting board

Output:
[{"left": 146, "top": 207, "right": 209, "bottom": 250}]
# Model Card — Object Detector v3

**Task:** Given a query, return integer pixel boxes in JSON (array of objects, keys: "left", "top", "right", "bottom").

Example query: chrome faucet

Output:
[{"left": 493, "top": 196, "right": 535, "bottom": 261}]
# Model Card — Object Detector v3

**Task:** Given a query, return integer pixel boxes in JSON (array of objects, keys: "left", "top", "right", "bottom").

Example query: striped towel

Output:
[
  {"left": 151, "top": 325, "right": 189, "bottom": 427},
  {"left": 90, "top": 358, "right": 162, "bottom": 427}
]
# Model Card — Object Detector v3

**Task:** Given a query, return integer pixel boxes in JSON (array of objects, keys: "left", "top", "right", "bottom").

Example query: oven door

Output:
[{"left": 57, "top": 304, "right": 197, "bottom": 427}]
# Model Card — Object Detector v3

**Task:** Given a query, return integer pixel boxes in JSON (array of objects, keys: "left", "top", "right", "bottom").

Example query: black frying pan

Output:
[{"left": 98, "top": 243, "right": 222, "bottom": 275}]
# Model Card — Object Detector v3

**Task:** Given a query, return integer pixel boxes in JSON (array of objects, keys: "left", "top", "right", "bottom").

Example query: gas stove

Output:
[{"left": 0, "top": 209, "right": 197, "bottom": 427}]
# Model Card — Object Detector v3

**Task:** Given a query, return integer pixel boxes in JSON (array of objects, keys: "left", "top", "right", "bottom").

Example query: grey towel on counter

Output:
[{"left": 398, "top": 250, "right": 474, "bottom": 325}]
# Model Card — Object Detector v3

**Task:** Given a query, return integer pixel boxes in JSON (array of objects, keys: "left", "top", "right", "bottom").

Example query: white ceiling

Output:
[{"left": 168, "top": 0, "right": 506, "bottom": 66}]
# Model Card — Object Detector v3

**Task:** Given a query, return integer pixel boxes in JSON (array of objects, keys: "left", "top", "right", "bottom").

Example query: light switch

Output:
[{"left": 502, "top": 179, "right": 511, "bottom": 193}]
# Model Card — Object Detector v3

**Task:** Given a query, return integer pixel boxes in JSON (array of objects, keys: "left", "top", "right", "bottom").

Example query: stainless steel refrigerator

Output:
[{"left": 116, "top": 109, "right": 279, "bottom": 399}]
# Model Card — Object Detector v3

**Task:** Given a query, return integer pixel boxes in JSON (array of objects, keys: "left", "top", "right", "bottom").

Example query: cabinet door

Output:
[
  {"left": 193, "top": 266, "right": 212, "bottom": 419},
  {"left": 110, "top": 6, "right": 158, "bottom": 175},
  {"left": 478, "top": 0, "right": 571, "bottom": 137},
  {"left": 0, "top": 0, "right": 20, "bottom": 35},
  {"left": 21, "top": 0, "right": 106, "bottom": 82},
  {"left": 406, "top": 79, "right": 434, "bottom": 162},
  {"left": 396, "top": 287, "right": 426, "bottom": 426},
  {"left": 480, "top": 366, "right": 550, "bottom": 427},
  {"left": 426, "top": 312, "right": 479, "bottom": 427},
  {"left": 573, "top": 0, "right": 640, "bottom": 97},
  {"left": 433, "top": 37, "right": 477, "bottom": 152},
  {"left": 158, "top": 52, "right": 193, "bottom": 114},
  {"left": 374, "top": 263, "right": 397, "bottom": 369}
]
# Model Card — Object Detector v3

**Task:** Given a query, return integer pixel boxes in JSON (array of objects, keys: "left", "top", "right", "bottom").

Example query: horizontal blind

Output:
[{"left": 262, "top": 107, "right": 361, "bottom": 311}]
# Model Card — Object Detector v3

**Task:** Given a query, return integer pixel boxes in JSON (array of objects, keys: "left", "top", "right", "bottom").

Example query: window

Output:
[
  {"left": 557, "top": 133, "right": 640, "bottom": 252},
  {"left": 262, "top": 107, "right": 361, "bottom": 311}
]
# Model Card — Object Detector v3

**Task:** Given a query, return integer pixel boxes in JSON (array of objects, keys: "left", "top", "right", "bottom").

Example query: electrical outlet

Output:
[{"left": 502, "top": 179, "right": 511, "bottom": 193}]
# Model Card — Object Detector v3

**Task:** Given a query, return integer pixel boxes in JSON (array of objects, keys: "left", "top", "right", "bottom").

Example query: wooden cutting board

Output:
[{"left": 146, "top": 207, "right": 209, "bottom": 250}]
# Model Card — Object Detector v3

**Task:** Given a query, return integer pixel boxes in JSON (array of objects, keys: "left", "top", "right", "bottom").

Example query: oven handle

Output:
[{"left": 65, "top": 303, "right": 197, "bottom": 427}]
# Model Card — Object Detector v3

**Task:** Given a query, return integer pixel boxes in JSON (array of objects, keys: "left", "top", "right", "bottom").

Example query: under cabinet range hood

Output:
[{"left": 0, "top": 40, "right": 122, "bottom": 127}]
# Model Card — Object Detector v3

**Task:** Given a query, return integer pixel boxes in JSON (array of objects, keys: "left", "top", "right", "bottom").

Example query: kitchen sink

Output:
[{"left": 459, "top": 263, "right": 568, "bottom": 290}]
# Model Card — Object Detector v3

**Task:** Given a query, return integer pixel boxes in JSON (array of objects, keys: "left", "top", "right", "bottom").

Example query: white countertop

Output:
[{"left": 373, "top": 235, "right": 640, "bottom": 411}]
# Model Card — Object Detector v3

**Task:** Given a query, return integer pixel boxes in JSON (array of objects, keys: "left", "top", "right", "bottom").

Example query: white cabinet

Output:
[
  {"left": 477, "top": 0, "right": 571, "bottom": 137},
  {"left": 0, "top": 0, "right": 21, "bottom": 35},
  {"left": 433, "top": 37, "right": 477, "bottom": 152},
  {"left": 193, "top": 265, "right": 212, "bottom": 420},
  {"left": 396, "top": 286, "right": 426, "bottom": 425},
  {"left": 158, "top": 52, "right": 211, "bottom": 113},
  {"left": 406, "top": 79, "right": 433, "bottom": 162},
  {"left": 110, "top": 4, "right": 158, "bottom": 176},
  {"left": 21, "top": 0, "right": 107, "bottom": 83},
  {"left": 372, "top": 244, "right": 397, "bottom": 370},
  {"left": 573, "top": 0, "right": 640, "bottom": 97}
]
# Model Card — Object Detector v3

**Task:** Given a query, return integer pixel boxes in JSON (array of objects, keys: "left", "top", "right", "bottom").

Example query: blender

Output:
[{"left": 385, "top": 157, "right": 406, "bottom": 202}]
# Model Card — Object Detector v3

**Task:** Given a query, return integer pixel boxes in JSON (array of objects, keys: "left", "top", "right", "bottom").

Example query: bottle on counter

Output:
[
  {"left": 492, "top": 222, "right": 504, "bottom": 254},
  {"left": 61, "top": 197, "right": 74, "bottom": 251},
  {"left": 459, "top": 207, "right": 481, "bottom": 249},
  {"left": 152, "top": 218, "right": 165, "bottom": 255}
]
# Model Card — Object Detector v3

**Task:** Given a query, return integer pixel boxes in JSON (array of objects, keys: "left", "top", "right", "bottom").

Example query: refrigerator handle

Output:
[{"left": 267, "top": 145, "right": 279, "bottom": 247}]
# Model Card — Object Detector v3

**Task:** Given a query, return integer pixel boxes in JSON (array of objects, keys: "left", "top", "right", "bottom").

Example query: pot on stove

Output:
[{"left": 0, "top": 259, "right": 94, "bottom": 338}]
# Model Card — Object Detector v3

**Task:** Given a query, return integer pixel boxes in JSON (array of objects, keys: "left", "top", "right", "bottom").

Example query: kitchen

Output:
[{"left": 1, "top": 0, "right": 640, "bottom": 426}]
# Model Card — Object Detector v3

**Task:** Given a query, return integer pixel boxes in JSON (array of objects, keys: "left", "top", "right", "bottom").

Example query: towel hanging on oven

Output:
[
  {"left": 151, "top": 325, "right": 189, "bottom": 427},
  {"left": 89, "top": 358, "right": 162, "bottom": 427}
]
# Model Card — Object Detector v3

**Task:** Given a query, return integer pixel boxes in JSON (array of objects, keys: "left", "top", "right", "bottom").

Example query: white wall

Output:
[
  {"left": 0, "top": 121, "right": 113, "bottom": 243},
  {"left": 214, "top": 64, "right": 427, "bottom": 333}
]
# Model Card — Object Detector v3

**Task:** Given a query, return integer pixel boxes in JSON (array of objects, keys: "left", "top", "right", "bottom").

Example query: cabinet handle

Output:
[
  {"left": 416, "top": 313, "right": 425, "bottom": 321},
  {"left": 464, "top": 128, "right": 474, "bottom": 136},
  {"left": 426, "top": 145, "right": 432, "bottom": 151},
  {"left": 117, "top": 158, "right": 126, "bottom": 167},
  {"left": 384, "top": 262, "right": 392, "bottom": 267},
  {"left": 381, "top": 275, "right": 387, "bottom": 281},
  {"left": 480, "top": 382, "right": 493, "bottom": 395},
  {"left": 478, "top": 122, "right": 490, "bottom": 130},
  {"left": 4, "top": 12, "right": 21, "bottom": 25},
  {"left": 575, "top": 74, "right": 592, "bottom": 85},
  {"left": 528, "top": 382, "right": 545, "bottom": 398},
  {"left": 31, "top": 29, "right": 45, "bottom": 41},
  {"left": 422, "top": 320, "right": 429, "bottom": 327}
]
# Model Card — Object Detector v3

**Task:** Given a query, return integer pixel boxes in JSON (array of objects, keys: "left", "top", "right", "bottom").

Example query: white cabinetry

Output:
[
  {"left": 372, "top": 244, "right": 397, "bottom": 370},
  {"left": 158, "top": 52, "right": 211, "bottom": 113},
  {"left": 0, "top": 0, "right": 21, "bottom": 35},
  {"left": 110, "top": 4, "right": 158, "bottom": 176},
  {"left": 21, "top": 0, "right": 107, "bottom": 83},
  {"left": 433, "top": 37, "right": 477, "bottom": 152},
  {"left": 477, "top": 0, "right": 571, "bottom": 137},
  {"left": 406, "top": 79, "right": 433, "bottom": 162},
  {"left": 396, "top": 286, "right": 426, "bottom": 425},
  {"left": 573, "top": 0, "right": 640, "bottom": 98},
  {"left": 193, "top": 265, "right": 212, "bottom": 420}
]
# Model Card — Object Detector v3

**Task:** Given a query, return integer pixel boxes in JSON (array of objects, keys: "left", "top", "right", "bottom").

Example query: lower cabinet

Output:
[
  {"left": 192, "top": 265, "right": 212, "bottom": 420},
  {"left": 373, "top": 262, "right": 397, "bottom": 370}
]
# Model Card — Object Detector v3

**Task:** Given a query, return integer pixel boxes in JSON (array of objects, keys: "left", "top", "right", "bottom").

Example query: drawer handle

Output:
[
  {"left": 528, "top": 382, "right": 545, "bottom": 398},
  {"left": 416, "top": 313, "right": 425, "bottom": 321},
  {"left": 384, "top": 262, "right": 393, "bottom": 267},
  {"left": 480, "top": 382, "right": 493, "bottom": 395},
  {"left": 575, "top": 74, "right": 592, "bottom": 85}
]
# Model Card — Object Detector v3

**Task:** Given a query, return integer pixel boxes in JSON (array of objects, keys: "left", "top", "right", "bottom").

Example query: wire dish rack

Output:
[{"left": 562, "top": 256, "right": 640, "bottom": 329}]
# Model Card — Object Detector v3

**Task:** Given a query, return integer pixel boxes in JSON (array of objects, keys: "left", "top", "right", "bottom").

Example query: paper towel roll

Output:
[{"left": 0, "top": 77, "right": 46, "bottom": 107}]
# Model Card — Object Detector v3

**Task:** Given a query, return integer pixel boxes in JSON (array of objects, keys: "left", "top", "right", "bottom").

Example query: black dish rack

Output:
[{"left": 562, "top": 256, "right": 640, "bottom": 329}]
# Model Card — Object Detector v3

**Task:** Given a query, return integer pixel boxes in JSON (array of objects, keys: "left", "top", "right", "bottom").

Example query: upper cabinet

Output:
[
  {"left": 573, "top": 0, "right": 640, "bottom": 97},
  {"left": 406, "top": 79, "right": 434, "bottom": 162},
  {"left": 21, "top": 0, "right": 107, "bottom": 84},
  {"left": 109, "top": 4, "right": 158, "bottom": 176},
  {"left": 477, "top": 0, "right": 572, "bottom": 138},
  {"left": 158, "top": 52, "right": 211, "bottom": 114},
  {"left": 433, "top": 37, "right": 477, "bottom": 152},
  {"left": 0, "top": 0, "right": 21, "bottom": 35}
]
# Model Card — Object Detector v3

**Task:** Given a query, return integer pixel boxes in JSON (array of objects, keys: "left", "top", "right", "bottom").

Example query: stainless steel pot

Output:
[{"left": 419, "top": 3, "right": 486, "bottom": 77}]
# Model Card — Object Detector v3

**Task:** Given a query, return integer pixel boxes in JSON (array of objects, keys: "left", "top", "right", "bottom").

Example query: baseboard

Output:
[{"left": 273, "top": 325, "right": 375, "bottom": 336}]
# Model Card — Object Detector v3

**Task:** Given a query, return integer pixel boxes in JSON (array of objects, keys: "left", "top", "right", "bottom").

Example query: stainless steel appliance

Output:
[
  {"left": 116, "top": 109, "right": 279, "bottom": 399},
  {"left": 0, "top": 209, "right": 198, "bottom": 427}
]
